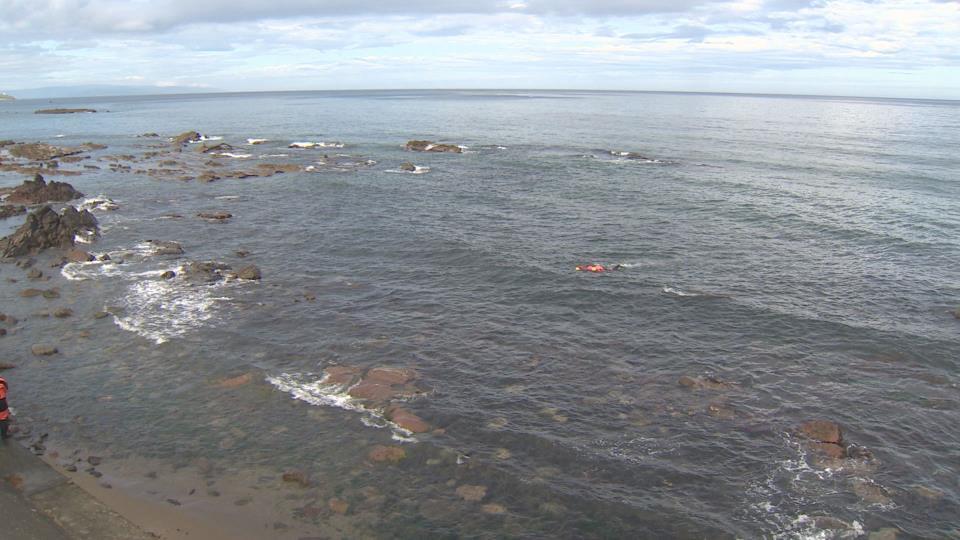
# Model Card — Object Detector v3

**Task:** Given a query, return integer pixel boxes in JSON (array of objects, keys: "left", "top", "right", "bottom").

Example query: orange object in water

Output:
[
  {"left": 576, "top": 264, "right": 606, "bottom": 273},
  {"left": 0, "top": 377, "right": 8, "bottom": 421}
]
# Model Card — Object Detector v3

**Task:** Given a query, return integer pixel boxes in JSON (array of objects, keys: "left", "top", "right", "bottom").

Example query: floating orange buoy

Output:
[{"left": 576, "top": 264, "right": 607, "bottom": 273}]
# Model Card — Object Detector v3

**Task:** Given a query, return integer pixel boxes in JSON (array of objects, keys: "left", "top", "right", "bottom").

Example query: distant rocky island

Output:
[{"left": 0, "top": 93, "right": 15, "bottom": 101}]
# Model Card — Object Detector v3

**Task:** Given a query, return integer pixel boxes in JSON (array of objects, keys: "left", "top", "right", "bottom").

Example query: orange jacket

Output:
[{"left": 0, "top": 377, "right": 8, "bottom": 421}]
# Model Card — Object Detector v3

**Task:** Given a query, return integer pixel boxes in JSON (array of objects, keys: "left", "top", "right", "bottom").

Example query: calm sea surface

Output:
[{"left": 1, "top": 90, "right": 958, "bottom": 538}]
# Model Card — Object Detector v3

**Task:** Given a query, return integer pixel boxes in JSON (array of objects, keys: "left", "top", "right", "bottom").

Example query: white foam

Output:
[
  {"left": 267, "top": 372, "right": 416, "bottom": 439},
  {"left": 55, "top": 134, "right": 65, "bottom": 138},
  {"left": 80, "top": 195, "right": 119, "bottom": 212},
  {"left": 214, "top": 195, "right": 240, "bottom": 200},
  {"left": 190, "top": 135, "right": 222, "bottom": 142},
  {"left": 113, "top": 279, "right": 229, "bottom": 344},
  {"left": 386, "top": 166, "right": 431, "bottom": 175},
  {"left": 289, "top": 141, "right": 344, "bottom": 149},
  {"left": 215, "top": 152, "right": 252, "bottom": 159},
  {"left": 259, "top": 153, "right": 289, "bottom": 158},
  {"left": 246, "top": 138, "right": 269, "bottom": 145}
]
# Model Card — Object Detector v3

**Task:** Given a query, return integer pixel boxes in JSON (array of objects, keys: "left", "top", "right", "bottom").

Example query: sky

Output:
[{"left": 1, "top": 0, "right": 958, "bottom": 99}]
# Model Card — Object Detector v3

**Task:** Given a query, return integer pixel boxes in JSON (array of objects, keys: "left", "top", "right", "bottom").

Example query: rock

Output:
[
  {"left": 20, "top": 288, "right": 43, "bottom": 297},
  {"left": 405, "top": 140, "right": 463, "bottom": 153},
  {"left": 0, "top": 205, "right": 98, "bottom": 257},
  {"left": 197, "top": 211, "right": 232, "bottom": 221},
  {"left": 148, "top": 240, "right": 184, "bottom": 256},
  {"left": 64, "top": 464, "right": 77, "bottom": 472},
  {"left": 852, "top": 479, "right": 892, "bottom": 505},
  {"left": 236, "top": 265, "right": 261, "bottom": 280},
  {"left": 34, "top": 108, "right": 97, "bottom": 114},
  {"left": 6, "top": 174, "right": 84, "bottom": 204},
  {"left": 87, "top": 456, "right": 102, "bottom": 466},
  {"left": 0, "top": 206, "right": 27, "bottom": 219},
  {"left": 31, "top": 344, "right": 58, "bottom": 356},
  {"left": 799, "top": 420, "right": 843, "bottom": 445},
  {"left": 66, "top": 249, "right": 94, "bottom": 262},
  {"left": 197, "top": 172, "right": 221, "bottom": 183},
  {"left": 171, "top": 131, "right": 202, "bottom": 146},
  {"left": 678, "top": 375, "right": 735, "bottom": 391},
  {"left": 322, "top": 366, "right": 363, "bottom": 386},
  {"left": 182, "top": 261, "right": 230, "bottom": 283},
  {"left": 455, "top": 485, "right": 487, "bottom": 502},
  {"left": 481, "top": 503, "right": 506, "bottom": 515},
  {"left": 42, "top": 289, "right": 60, "bottom": 299},
  {"left": 328, "top": 498, "right": 349, "bottom": 515},
  {"left": 347, "top": 381, "right": 394, "bottom": 402},
  {"left": 53, "top": 308, "right": 73, "bottom": 318},
  {"left": 159, "top": 271, "right": 176, "bottom": 280},
  {"left": 8, "top": 144, "right": 84, "bottom": 162},
  {"left": 368, "top": 445, "right": 406, "bottom": 463},
  {"left": 400, "top": 162, "right": 417, "bottom": 171},
  {"left": 281, "top": 471, "right": 310, "bottom": 487},
  {"left": 138, "top": 133, "right": 159, "bottom": 138},
  {"left": 197, "top": 142, "right": 234, "bottom": 154},
  {"left": 217, "top": 373, "right": 253, "bottom": 388},
  {"left": 166, "top": 498, "right": 182, "bottom": 506},
  {"left": 0, "top": 363, "right": 16, "bottom": 370},
  {"left": 26, "top": 268, "right": 42, "bottom": 279},
  {"left": 813, "top": 516, "right": 854, "bottom": 531},
  {"left": 365, "top": 367, "right": 416, "bottom": 386},
  {"left": 810, "top": 442, "right": 846, "bottom": 459},
  {"left": 93, "top": 311, "right": 110, "bottom": 319},
  {"left": 385, "top": 406, "right": 430, "bottom": 433}
]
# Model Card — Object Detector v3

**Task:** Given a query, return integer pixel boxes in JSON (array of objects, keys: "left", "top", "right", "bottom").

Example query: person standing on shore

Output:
[{"left": 0, "top": 376, "right": 10, "bottom": 439}]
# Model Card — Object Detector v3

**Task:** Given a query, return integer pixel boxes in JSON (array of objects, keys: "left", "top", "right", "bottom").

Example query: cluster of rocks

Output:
[
  {"left": 179, "top": 260, "right": 261, "bottom": 283},
  {"left": 0, "top": 205, "right": 98, "bottom": 257},
  {"left": 405, "top": 140, "right": 463, "bottom": 153}
]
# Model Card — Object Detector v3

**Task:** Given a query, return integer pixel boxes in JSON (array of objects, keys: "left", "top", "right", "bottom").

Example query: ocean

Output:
[{"left": 1, "top": 90, "right": 958, "bottom": 538}]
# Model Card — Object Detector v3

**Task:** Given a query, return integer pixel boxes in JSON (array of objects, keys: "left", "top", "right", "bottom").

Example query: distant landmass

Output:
[
  {"left": 0, "top": 92, "right": 15, "bottom": 101},
  {"left": 6, "top": 85, "right": 215, "bottom": 99}
]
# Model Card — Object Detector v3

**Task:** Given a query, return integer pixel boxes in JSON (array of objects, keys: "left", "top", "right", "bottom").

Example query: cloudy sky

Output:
[{"left": 1, "top": 0, "right": 958, "bottom": 98}]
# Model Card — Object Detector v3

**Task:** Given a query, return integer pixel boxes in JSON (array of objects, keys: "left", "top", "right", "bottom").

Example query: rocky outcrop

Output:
[
  {"left": 400, "top": 162, "right": 417, "bottom": 172},
  {"left": 34, "top": 108, "right": 97, "bottom": 114},
  {"left": 5, "top": 174, "right": 83, "bottom": 204},
  {"left": 0, "top": 205, "right": 98, "bottom": 257},
  {"left": 171, "top": 131, "right": 202, "bottom": 146},
  {"left": 0, "top": 205, "right": 26, "bottom": 219},
  {"left": 405, "top": 140, "right": 463, "bottom": 153},
  {"left": 181, "top": 261, "right": 231, "bottom": 283},
  {"left": 236, "top": 265, "right": 261, "bottom": 280},
  {"left": 7, "top": 143, "right": 85, "bottom": 162}
]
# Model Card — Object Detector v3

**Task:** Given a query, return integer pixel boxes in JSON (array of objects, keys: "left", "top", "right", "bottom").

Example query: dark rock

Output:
[
  {"left": 182, "top": 261, "right": 231, "bottom": 283},
  {"left": 0, "top": 328, "right": 5, "bottom": 337},
  {"left": 235, "top": 250, "right": 250, "bottom": 258},
  {"left": 87, "top": 456, "right": 102, "bottom": 466},
  {"left": 53, "top": 308, "right": 73, "bottom": 318},
  {"left": 6, "top": 174, "right": 84, "bottom": 204},
  {"left": 0, "top": 206, "right": 27, "bottom": 219},
  {"left": 66, "top": 249, "right": 94, "bottom": 262},
  {"left": 138, "top": 133, "right": 160, "bottom": 138},
  {"left": 236, "top": 265, "right": 261, "bottom": 280},
  {"left": 197, "top": 211, "right": 232, "bottom": 221},
  {"left": 399, "top": 162, "right": 417, "bottom": 171},
  {"left": 35, "top": 108, "right": 97, "bottom": 114},
  {"left": 282, "top": 471, "right": 310, "bottom": 487},
  {"left": 166, "top": 498, "right": 182, "bottom": 506},
  {"left": 197, "top": 172, "right": 221, "bottom": 183},
  {"left": 0, "top": 363, "right": 15, "bottom": 370},
  {"left": 93, "top": 311, "right": 110, "bottom": 319},
  {"left": 159, "top": 270, "right": 176, "bottom": 280},
  {"left": 31, "top": 344, "right": 58, "bottom": 356},
  {"left": 0, "top": 205, "right": 98, "bottom": 257},
  {"left": 26, "top": 268, "right": 42, "bottom": 279},
  {"left": 64, "top": 464, "right": 78, "bottom": 472},
  {"left": 42, "top": 288, "right": 60, "bottom": 299},
  {"left": 197, "top": 142, "right": 234, "bottom": 154},
  {"left": 405, "top": 140, "right": 463, "bottom": 153},
  {"left": 20, "top": 288, "right": 43, "bottom": 297}
]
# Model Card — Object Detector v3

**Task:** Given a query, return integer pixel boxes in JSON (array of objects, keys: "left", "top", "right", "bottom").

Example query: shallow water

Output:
[{"left": 1, "top": 90, "right": 959, "bottom": 538}]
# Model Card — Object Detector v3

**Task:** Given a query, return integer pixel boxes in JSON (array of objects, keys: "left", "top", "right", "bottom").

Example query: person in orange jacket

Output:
[{"left": 0, "top": 377, "right": 9, "bottom": 439}]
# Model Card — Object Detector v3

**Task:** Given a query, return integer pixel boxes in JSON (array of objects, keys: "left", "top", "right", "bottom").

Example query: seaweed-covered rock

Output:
[
  {"left": 405, "top": 140, "right": 462, "bottom": 153},
  {"left": 0, "top": 205, "right": 98, "bottom": 257},
  {"left": 171, "top": 131, "right": 202, "bottom": 146},
  {"left": 7, "top": 143, "right": 84, "bottom": 161},
  {"left": 6, "top": 174, "right": 83, "bottom": 204}
]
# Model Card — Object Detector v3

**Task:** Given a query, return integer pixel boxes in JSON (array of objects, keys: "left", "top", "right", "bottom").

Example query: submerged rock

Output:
[
  {"left": 6, "top": 174, "right": 84, "bottom": 204},
  {"left": 66, "top": 249, "right": 94, "bottom": 262},
  {"left": 197, "top": 211, "right": 232, "bottom": 222},
  {"left": 368, "top": 445, "right": 406, "bottom": 463},
  {"left": 31, "top": 344, "right": 58, "bottom": 356},
  {"left": 385, "top": 405, "right": 430, "bottom": 433},
  {"left": 171, "top": 131, "right": 202, "bottom": 146},
  {"left": 34, "top": 108, "right": 97, "bottom": 114},
  {"left": 0, "top": 205, "right": 98, "bottom": 257},
  {"left": 236, "top": 265, "right": 261, "bottom": 280},
  {"left": 405, "top": 140, "right": 463, "bottom": 153},
  {"left": 400, "top": 162, "right": 417, "bottom": 172},
  {"left": 799, "top": 420, "right": 843, "bottom": 445},
  {"left": 455, "top": 485, "right": 487, "bottom": 502}
]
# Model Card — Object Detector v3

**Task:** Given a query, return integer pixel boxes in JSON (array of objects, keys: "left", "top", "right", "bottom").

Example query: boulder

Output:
[
  {"left": 197, "top": 142, "right": 234, "bottom": 154},
  {"left": 0, "top": 206, "right": 27, "bottom": 219},
  {"left": 281, "top": 471, "right": 310, "bottom": 487},
  {"left": 347, "top": 381, "right": 395, "bottom": 402},
  {"left": 181, "top": 261, "right": 230, "bottom": 283},
  {"left": 147, "top": 240, "right": 184, "bottom": 256},
  {"left": 197, "top": 211, "right": 232, "bottom": 221},
  {"left": 26, "top": 268, "right": 42, "bottom": 279},
  {"left": 6, "top": 174, "right": 84, "bottom": 204},
  {"left": 405, "top": 140, "right": 462, "bottom": 153},
  {"left": 400, "top": 162, "right": 417, "bottom": 172},
  {"left": 171, "top": 131, "right": 202, "bottom": 146},
  {"left": 159, "top": 271, "right": 176, "bottom": 280},
  {"left": 386, "top": 406, "right": 430, "bottom": 433},
  {"left": 31, "top": 344, "right": 58, "bottom": 356},
  {"left": 236, "top": 265, "right": 261, "bottom": 280},
  {"left": 197, "top": 172, "right": 221, "bottom": 183},
  {"left": 0, "top": 205, "right": 98, "bottom": 257},
  {"left": 53, "top": 308, "right": 73, "bottom": 318}
]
